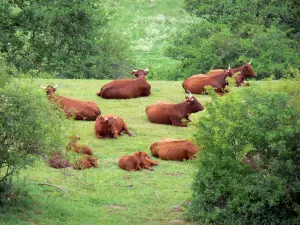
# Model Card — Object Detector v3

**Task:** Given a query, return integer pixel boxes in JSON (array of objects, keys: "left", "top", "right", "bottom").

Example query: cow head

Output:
[
  {"left": 68, "top": 135, "right": 81, "bottom": 143},
  {"left": 38, "top": 83, "right": 61, "bottom": 95},
  {"left": 131, "top": 68, "right": 149, "bottom": 78},
  {"left": 243, "top": 61, "right": 256, "bottom": 77},
  {"left": 100, "top": 115, "right": 120, "bottom": 138},
  {"left": 185, "top": 91, "right": 205, "bottom": 113}
]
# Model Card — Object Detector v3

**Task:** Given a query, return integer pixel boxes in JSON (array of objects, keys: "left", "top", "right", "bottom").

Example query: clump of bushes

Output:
[
  {"left": 187, "top": 78, "right": 300, "bottom": 224},
  {"left": 0, "top": 78, "right": 66, "bottom": 204}
]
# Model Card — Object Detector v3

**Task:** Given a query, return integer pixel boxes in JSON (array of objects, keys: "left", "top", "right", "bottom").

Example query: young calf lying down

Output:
[{"left": 118, "top": 152, "right": 159, "bottom": 171}]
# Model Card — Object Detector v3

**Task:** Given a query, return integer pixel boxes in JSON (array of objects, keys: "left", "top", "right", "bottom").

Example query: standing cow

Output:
[
  {"left": 146, "top": 91, "right": 204, "bottom": 127},
  {"left": 94, "top": 114, "right": 134, "bottom": 139},
  {"left": 96, "top": 68, "right": 151, "bottom": 99},
  {"left": 39, "top": 84, "right": 101, "bottom": 121}
]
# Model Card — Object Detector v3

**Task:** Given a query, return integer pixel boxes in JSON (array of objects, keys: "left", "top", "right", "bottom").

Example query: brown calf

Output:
[{"left": 94, "top": 114, "right": 134, "bottom": 139}]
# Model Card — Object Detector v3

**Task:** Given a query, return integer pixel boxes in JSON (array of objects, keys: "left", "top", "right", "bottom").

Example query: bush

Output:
[
  {"left": 188, "top": 81, "right": 300, "bottom": 224},
  {"left": 0, "top": 79, "right": 66, "bottom": 203}
]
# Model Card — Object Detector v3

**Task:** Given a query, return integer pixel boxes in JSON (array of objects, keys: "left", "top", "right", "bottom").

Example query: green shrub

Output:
[
  {"left": 0, "top": 79, "right": 66, "bottom": 203},
  {"left": 166, "top": 21, "right": 300, "bottom": 79},
  {"left": 188, "top": 82, "right": 300, "bottom": 224}
]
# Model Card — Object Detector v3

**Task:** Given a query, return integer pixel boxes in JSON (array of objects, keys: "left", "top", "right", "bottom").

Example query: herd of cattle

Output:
[{"left": 41, "top": 62, "right": 256, "bottom": 171}]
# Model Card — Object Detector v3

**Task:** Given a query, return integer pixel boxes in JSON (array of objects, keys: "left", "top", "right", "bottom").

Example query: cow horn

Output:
[
  {"left": 113, "top": 115, "right": 119, "bottom": 119},
  {"left": 228, "top": 64, "right": 231, "bottom": 70},
  {"left": 132, "top": 69, "right": 138, "bottom": 73},
  {"left": 53, "top": 83, "right": 62, "bottom": 88},
  {"left": 248, "top": 59, "right": 252, "bottom": 65},
  {"left": 144, "top": 67, "right": 149, "bottom": 72},
  {"left": 37, "top": 84, "right": 47, "bottom": 89},
  {"left": 187, "top": 90, "right": 193, "bottom": 98}
]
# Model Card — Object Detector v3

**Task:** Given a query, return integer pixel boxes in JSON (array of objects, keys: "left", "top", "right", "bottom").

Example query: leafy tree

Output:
[
  {"left": 188, "top": 81, "right": 300, "bottom": 224},
  {"left": 166, "top": 0, "right": 300, "bottom": 79},
  {"left": 0, "top": 78, "right": 66, "bottom": 203},
  {"left": 0, "top": 0, "right": 132, "bottom": 78}
]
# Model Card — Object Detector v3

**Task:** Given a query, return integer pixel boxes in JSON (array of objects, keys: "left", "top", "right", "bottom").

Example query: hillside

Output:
[{"left": 102, "top": 0, "right": 198, "bottom": 79}]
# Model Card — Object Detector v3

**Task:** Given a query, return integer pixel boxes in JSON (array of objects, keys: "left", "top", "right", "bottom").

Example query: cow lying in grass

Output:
[
  {"left": 146, "top": 91, "right": 204, "bottom": 127},
  {"left": 39, "top": 84, "right": 101, "bottom": 121},
  {"left": 118, "top": 152, "right": 159, "bottom": 171},
  {"left": 67, "top": 135, "right": 93, "bottom": 155},
  {"left": 48, "top": 135, "right": 98, "bottom": 170},
  {"left": 97, "top": 68, "right": 151, "bottom": 99},
  {"left": 150, "top": 138, "right": 199, "bottom": 161},
  {"left": 94, "top": 114, "right": 134, "bottom": 139}
]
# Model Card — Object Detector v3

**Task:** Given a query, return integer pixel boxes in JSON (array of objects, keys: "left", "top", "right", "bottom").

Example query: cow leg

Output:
[
  {"left": 171, "top": 119, "right": 188, "bottom": 127},
  {"left": 122, "top": 124, "right": 134, "bottom": 137}
]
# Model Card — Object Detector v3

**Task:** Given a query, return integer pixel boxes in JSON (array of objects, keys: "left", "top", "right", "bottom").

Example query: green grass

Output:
[
  {"left": 0, "top": 78, "right": 211, "bottom": 225},
  {"left": 102, "top": 0, "right": 199, "bottom": 80}
]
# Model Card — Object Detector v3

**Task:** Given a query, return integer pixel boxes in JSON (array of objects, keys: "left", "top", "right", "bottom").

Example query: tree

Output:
[
  {"left": 0, "top": 75, "right": 66, "bottom": 203},
  {"left": 0, "top": 0, "right": 132, "bottom": 78}
]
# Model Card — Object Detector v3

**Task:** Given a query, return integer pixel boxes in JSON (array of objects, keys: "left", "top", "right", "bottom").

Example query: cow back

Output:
[
  {"left": 100, "top": 78, "right": 151, "bottom": 99},
  {"left": 150, "top": 139, "right": 199, "bottom": 161}
]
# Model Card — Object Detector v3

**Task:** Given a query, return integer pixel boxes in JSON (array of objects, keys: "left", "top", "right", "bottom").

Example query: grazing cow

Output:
[
  {"left": 150, "top": 138, "right": 199, "bottom": 161},
  {"left": 96, "top": 68, "right": 151, "bottom": 99},
  {"left": 39, "top": 84, "right": 101, "bottom": 121},
  {"left": 94, "top": 114, "right": 134, "bottom": 139},
  {"left": 118, "top": 152, "right": 159, "bottom": 171},
  {"left": 146, "top": 92, "right": 204, "bottom": 127},
  {"left": 67, "top": 135, "right": 93, "bottom": 155}
]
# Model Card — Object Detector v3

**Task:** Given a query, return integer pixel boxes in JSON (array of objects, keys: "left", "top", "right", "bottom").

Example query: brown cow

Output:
[
  {"left": 73, "top": 155, "right": 99, "bottom": 170},
  {"left": 66, "top": 135, "right": 93, "bottom": 155},
  {"left": 182, "top": 69, "right": 233, "bottom": 95},
  {"left": 94, "top": 114, "right": 134, "bottom": 139},
  {"left": 150, "top": 138, "right": 199, "bottom": 161},
  {"left": 118, "top": 152, "right": 159, "bottom": 171},
  {"left": 40, "top": 84, "right": 101, "bottom": 121},
  {"left": 146, "top": 92, "right": 204, "bottom": 127},
  {"left": 96, "top": 68, "right": 151, "bottom": 99},
  {"left": 182, "top": 62, "right": 256, "bottom": 94}
]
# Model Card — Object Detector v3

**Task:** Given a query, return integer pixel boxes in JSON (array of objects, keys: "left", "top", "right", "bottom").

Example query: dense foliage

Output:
[
  {"left": 0, "top": 0, "right": 132, "bottom": 79},
  {"left": 166, "top": 0, "right": 300, "bottom": 79},
  {"left": 0, "top": 70, "right": 66, "bottom": 203},
  {"left": 188, "top": 78, "right": 300, "bottom": 224}
]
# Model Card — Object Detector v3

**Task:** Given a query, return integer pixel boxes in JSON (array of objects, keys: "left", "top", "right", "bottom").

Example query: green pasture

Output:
[
  {"left": 102, "top": 0, "right": 198, "bottom": 79},
  {"left": 0, "top": 79, "right": 212, "bottom": 225}
]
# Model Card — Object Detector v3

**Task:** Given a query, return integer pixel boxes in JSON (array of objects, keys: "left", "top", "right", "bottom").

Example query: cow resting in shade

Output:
[
  {"left": 118, "top": 152, "right": 159, "bottom": 171},
  {"left": 94, "top": 114, "right": 134, "bottom": 139},
  {"left": 146, "top": 91, "right": 204, "bottom": 126},
  {"left": 97, "top": 68, "right": 151, "bottom": 99},
  {"left": 39, "top": 84, "right": 101, "bottom": 121},
  {"left": 150, "top": 138, "right": 199, "bottom": 161}
]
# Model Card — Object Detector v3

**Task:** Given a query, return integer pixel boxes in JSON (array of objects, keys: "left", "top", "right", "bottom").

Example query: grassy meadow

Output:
[
  {"left": 0, "top": 78, "right": 212, "bottom": 225},
  {"left": 102, "top": 0, "right": 198, "bottom": 79}
]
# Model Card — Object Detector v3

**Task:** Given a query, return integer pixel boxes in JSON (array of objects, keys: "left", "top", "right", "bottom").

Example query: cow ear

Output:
[{"left": 185, "top": 96, "right": 191, "bottom": 103}]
